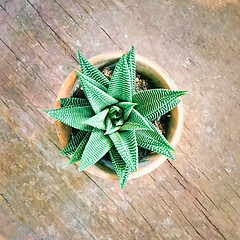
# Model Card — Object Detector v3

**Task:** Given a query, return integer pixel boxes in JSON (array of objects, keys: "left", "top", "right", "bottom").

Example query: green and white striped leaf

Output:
[
  {"left": 107, "top": 54, "right": 132, "bottom": 102},
  {"left": 109, "top": 130, "right": 138, "bottom": 172},
  {"left": 105, "top": 116, "right": 120, "bottom": 135},
  {"left": 135, "top": 120, "right": 175, "bottom": 160},
  {"left": 132, "top": 89, "right": 186, "bottom": 120},
  {"left": 136, "top": 120, "right": 174, "bottom": 151},
  {"left": 78, "top": 50, "right": 109, "bottom": 88},
  {"left": 117, "top": 102, "right": 137, "bottom": 120},
  {"left": 80, "top": 76, "right": 118, "bottom": 114},
  {"left": 42, "top": 48, "right": 187, "bottom": 189},
  {"left": 146, "top": 99, "right": 181, "bottom": 122},
  {"left": 60, "top": 97, "right": 90, "bottom": 107},
  {"left": 76, "top": 70, "right": 108, "bottom": 93},
  {"left": 83, "top": 108, "right": 109, "bottom": 130},
  {"left": 109, "top": 145, "right": 131, "bottom": 190},
  {"left": 61, "top": 130, "right": 87, "bottom": 155},
  {"left": 126, "top": 46, "right": 136, "bottom": 95},
  {"left": 78, "top": 128, "right": 113, "bottom": 171},
  {"left": 42, "top": 106, "right": 94, "bottom": 131},
  {"left": 120, "top": 108, "right": 151, "bottom": 131},
  {"left": 137, "top": 140, "right": 176, "bottom": 160},
  {"left": 64, "top": 132, "right": 91, "bottom": 167}
]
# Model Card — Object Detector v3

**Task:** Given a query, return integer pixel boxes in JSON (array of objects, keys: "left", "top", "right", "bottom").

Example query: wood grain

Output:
[{"left": 0, "top": 0, "right": 239, "bottom": 239}]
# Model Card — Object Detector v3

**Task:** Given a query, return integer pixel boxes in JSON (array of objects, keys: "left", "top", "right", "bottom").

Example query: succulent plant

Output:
[{"left": 43, "top": 46, "right": 186, "bottom": 189}]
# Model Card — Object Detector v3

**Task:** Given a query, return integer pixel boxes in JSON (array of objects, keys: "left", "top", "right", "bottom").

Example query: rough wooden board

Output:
[
  {"left": 0, "top": 195, "right": 38, "bottom": 240},
  {"left": 0, "top": 0, "right": 240, "bottom": 239}
]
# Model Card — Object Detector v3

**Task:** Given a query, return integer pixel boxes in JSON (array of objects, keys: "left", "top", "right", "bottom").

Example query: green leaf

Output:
[
  {"left": 42, "top": 106, "right": 94, "bottom": 131},
  {"left": 76, "top": 70, "right": 108, "bottom": 93},
  {"left": 61, "top": 130, "right": 87, "bottom": 155},
  {"left": 146, "top": 99, "right": 181, "bottom": 122},
  {"left": 112, "top": 118, "right": 124, "bottom": 126},
  {"left": 117, "top": 102, "right": 137, "bottom": 120},
  {"left": 105, "top": 116, "right": 120, "bottom": 135},
  {"left": 120, "top": 108, "right": 152, "bottom": 131},
  {"left": 135, "top": 121, "right": 176, "bottom": 160},
  {"left": 79, "top": 75, "right": 118, "bottom": 114},
  {"left": 109, "top": 130, "right": 138, "bottom": 172},
  {"left": 83, "top": 108, "right": 109, "bottom": 130},
  {"left": 126, "top": 46, "right": 136, "bottom": 95},
  {"left": 78, "top": 50, "right": 109, "bottom": 88},
  {"left": 109, "top": 145, "right": 131, "bottom": 190},
  {"left": 64, "top": 132, "right": 91, "bottom": 167},
  {"left": 60, "top": 98, "right": 90, "bottom": 107},
  {"left": 132, "top": 89, "right": 187, "bottom": 120},
  {"left": 107, "top": 54, "right": 132, "bottom": 102},
  {"left": 78, "top": 128, "right": 113, "bottom": 171},
  {"left": 137, "top": 120, "right": 175, "bottom": 151},
  {"left": 108, "top": 106, "right": 123, "bottom": 119},
  {"left": 119, "top": 122, "right": 148, "bottom": 131},
  {"left": 137, "top": 141, "right": 176, "bottom": 160}
]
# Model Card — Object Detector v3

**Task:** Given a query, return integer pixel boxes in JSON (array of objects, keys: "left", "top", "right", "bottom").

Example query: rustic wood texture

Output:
[{"left": 0, "top": 0, "right": 239, "bottom": 239}]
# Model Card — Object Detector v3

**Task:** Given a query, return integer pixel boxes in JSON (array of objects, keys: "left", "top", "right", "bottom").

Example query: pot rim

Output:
[{"left": 55, "top": 51, "right": 184, "bottom": 180}]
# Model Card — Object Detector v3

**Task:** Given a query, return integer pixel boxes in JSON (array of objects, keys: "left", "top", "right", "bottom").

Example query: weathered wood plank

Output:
[{"left": 0, "top": 194, "right": 38, "bottom": 240}]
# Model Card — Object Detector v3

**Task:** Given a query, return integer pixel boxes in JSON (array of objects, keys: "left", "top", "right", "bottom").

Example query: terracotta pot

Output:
[{"left": 55, "top": 52, "right": 184, "bottom": 180}]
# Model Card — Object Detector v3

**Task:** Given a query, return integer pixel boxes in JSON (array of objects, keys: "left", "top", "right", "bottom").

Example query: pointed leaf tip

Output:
[
  {"left": 82, "top": 108, "right": 109, "bottom": 130},
  {"left": 78, "top": 128, "right": 113, "bottom": 171},
  {"left": 77, "top": 51, "right": 109, "bottom": 88},
  {"left": 109, "top": 130, "right": 138, "bottom": 172},
  {"left": 126, "top": 46, "right": 136, "bottom": 95},
  {"left": 80, "top": 76, "right": 118, "bottom": 113},
  {"left": 109, "top": 145, "right": 131, "bottom": 189},
  {"left": 107, "top": 53, "right": 132, "bottom": 102},
  {"left": 41, "top": 109, "right": 48, "bottom": 113}
]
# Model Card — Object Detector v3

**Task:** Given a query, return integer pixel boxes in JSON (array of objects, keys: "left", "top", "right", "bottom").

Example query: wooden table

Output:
[{"left": 0, "top": 0, "right": 239, "bottom": 239}]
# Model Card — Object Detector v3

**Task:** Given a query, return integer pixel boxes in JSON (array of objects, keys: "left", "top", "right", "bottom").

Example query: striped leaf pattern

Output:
[
  {"left": 83, "top": 108, "right": 109, "bottom": 130},
  {"left": 109, "top": 145, "right": 131, "bottom": 190},
  {"left": 117, "top": 102, "right": 137, "bottom": 120},
  {"left": 137, "top": 141, "right": 176, "bottom": 160},
  {"left": 78, "top": 128, "right": 113, "bottom": 171},
  {"left": 146, "top": 98, "right": 181, "bottom": 122},
  {"left": 42, "top": 47, "right": 186, "bottom": 189},
  {"left": 138, "top": 120, "right": 174, "bottom": 151},
  {"left": 126, "top": 46, "right": 136, "bottom": 95},
  {"left": 80, "top": 76, "right": 118, "bottom": 114},
  {"left": 42, "top": 106, "right": 94, "bottom": 131},
  {"left": 64, "top": 132, "right": 91, "bottom": 167},
  {"left": 76, "top": 70, "right": 108, "bottom": 92},
  {"left": 105, "top": 116, "right": 120, "bottom": 135},
  {"left": 109, "top": 130, "right": 138, "bottom": 172},
  {"left": 120, "top": 108, "right": 151, "bottom": 131},
  {"left": 132, "top": 89, "right": 186, "bottom": 119},
  {"left": 60, "top": 97, "right": 90, "bottom": 107},
  {"left": 78, "top": 50, "right": 109, "bottom": 88},
  {"left": 136, "top": 121, "right": 176, "bottom": 160},
  {"left": 107, "top": 54, "right": 132, "bottom": 102},
  {"left": 61, "top": 130, "right": 87, "bottom": 155}
]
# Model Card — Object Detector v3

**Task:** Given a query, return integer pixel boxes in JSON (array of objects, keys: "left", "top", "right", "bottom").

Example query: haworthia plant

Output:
[{"left": 42, "top": 46, "right": 187, "bottom": 189}]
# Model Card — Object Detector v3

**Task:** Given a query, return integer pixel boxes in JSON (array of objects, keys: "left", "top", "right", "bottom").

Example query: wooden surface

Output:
[{"left": 0, "top": 0, "right": 239, "bottom": 239}]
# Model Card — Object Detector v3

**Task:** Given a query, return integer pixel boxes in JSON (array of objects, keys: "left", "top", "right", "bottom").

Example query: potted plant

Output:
[{"left": 43, "top": 46, "right": 186, "bottom": 189}]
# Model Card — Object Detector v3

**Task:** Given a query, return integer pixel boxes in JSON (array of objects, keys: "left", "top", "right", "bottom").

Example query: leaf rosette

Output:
[{"left": 42, "top": 46, "right": 187, "bottom": 189}]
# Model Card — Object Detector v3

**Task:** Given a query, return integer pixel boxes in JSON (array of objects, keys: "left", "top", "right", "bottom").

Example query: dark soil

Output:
[{"left": 71, "top": 66, "right": 171, "bottom": 161}]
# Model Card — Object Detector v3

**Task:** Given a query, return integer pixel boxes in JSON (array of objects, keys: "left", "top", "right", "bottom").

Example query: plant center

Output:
[{"left": 108, "top": 105, "right": 124, "bottom": 126}]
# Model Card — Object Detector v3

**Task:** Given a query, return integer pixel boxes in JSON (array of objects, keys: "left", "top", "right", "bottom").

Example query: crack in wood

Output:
[
  {"left": 1, "top": 39, "right": 57, "bottom": 97},
  {"left": 25, "top": 0, "right": 78, "bottom": 63},
  {"left": 51, "top": 190, "right": 96, "bottom": 240},
  {"left": 78, "top": 2, "right": 123, "bottom": 51},
  {"left": 55, "top": 0, "right": 84, "bottom": 32},
  {"left": 0, "top": 193, "right": 38, "bottom": 236}
]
